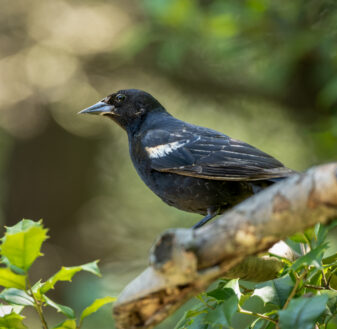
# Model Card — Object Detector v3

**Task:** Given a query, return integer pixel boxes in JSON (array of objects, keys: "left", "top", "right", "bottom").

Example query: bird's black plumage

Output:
[{"left": 80, "top": 89, "right": 294, "bottom": 228}]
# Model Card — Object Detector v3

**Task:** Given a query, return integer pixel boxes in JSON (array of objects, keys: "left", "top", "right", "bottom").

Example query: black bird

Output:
[{"left": 79, "top": 89, "right": 294, "bottom": 228}]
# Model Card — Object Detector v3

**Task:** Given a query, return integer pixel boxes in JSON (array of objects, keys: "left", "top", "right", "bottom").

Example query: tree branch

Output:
[{"left": 113, "top": 163, "right": 337, "bottom": 329}]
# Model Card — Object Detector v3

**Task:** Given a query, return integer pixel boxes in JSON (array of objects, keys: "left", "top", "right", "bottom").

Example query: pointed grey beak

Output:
[{"left": 78, "top": 101, "right": 114, "bottom": 115}]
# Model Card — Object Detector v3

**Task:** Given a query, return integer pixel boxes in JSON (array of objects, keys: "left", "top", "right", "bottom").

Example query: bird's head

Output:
[{"left": 79, "top": 89, "right": 165, "bottom": 131}]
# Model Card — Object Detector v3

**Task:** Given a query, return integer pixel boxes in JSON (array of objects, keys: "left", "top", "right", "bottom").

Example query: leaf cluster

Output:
[
  {"left": 0, "top": 219, "right": 115, "bottom": 329},
  {"left": 176, "top": 221, "right": 337, "bottom": 329}
]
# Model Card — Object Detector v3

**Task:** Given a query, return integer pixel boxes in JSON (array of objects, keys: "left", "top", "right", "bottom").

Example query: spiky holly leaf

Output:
[
  {"left": 1, "top": 219, "right": 48, "bottom": 273},
  {"left": 40, "top": 261, "right": 100, "bottom": 294}
]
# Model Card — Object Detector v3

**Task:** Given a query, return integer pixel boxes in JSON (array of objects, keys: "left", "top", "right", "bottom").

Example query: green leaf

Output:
[
  {"left": 322, "top": 290, "right": 337, "bottom": 316},
  {"left": 204, "top": 300, "right": 238, "bottom": 327},
  {"left": 0, "top": 311, "right": 27, "bottom": 329},
  {"left": 328, "top": 268, "right": 337, "bottom": 290},
  {"left": 31, "top": 280, "right": 43, "bottom": 301},
  {"left": 289, "top": 225, "right": 318, "bottom": 245},
  {"left": 239, "top": 293, "right": 251, "bottom": 306},
  {"left": 174, "top": 308, "right": 208, "bottom": 329},
  {"left": 315, "top": 221, "right": 337, "bottom": 248},
  {"left": 290, "top": 243, "right": 329, "bottom": 271},
  {"left": 285, "top": 238, "right": 303, "bottom": 256},
  {"left": 307, "top": 268, "right": 322, "bottom": 286},
  {"left": 326, "top": 323, "right": 337, "bottom": 329},
  {"left": 225, "top": 279, "right": 241, "bottom": 299},
  {"left": 249, "top": 317, "right": 266, "bottom": 329},
  {"left": 289, "top": 232, "right": 309, "bottom": 244},
  {"left": 278, "top": 295, "right": 329, "bottom": 329},
  {"left": 0, "top": 289, "right": 34, "bottom": 306},
  {"left": 323, "top": 252, "right": 337, "bottom": 266},
  {"left": 0, "top": 268, "right": 26, "bottom": 290},
  {"left": 265, "top": 321, "right": 277, "bottom": 329},
  {"left": 40, "top": 261, "right": 100, "bottom": 294},
  {"left": 305, "top": 226, "right": 317, "bottom": 244},
  {"left": 80, "top": 296, "right": 116, "bottom": 321},
  {"left": 1, "top": 219, "right": 48, "bottom": 272},
  {"left": 0, "top": 305, "right": 24, "bottom": 316},
  {"left": 207, "top": 287, "right": 237, "bottom": 301},
  {"left": 187, "top": 314, "right": 208, "bottom": 329},
  {"left": 80, "top": 261, "right": 101, "bottom": 276},
  {"left": 52, "top": 319, "right": 77, "bottom": 329},
  {"left": 44, "top": 295, "right": 75, "bottom": 319},
  {"left": 252, "top": 274, "right": 294, "bottom": 308},
  {"left": 207, "top": 279, "right": 241, "bottom": 301},
  {"left": 175, "top": 309, "right": 208, "bottom": 329},
  {"left": 204, "top": 281, "right": 239, "bottom": 327}
]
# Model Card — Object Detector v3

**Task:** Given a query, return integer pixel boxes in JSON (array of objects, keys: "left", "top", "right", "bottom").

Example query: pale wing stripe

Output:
[{"left": 145, "top": 140, "right": 190, "bottom": 159}]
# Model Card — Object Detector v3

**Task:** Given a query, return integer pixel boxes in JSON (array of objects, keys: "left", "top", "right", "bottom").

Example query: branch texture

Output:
[{"left": 113, "top": 163, "right": 337, "bottom": 329}]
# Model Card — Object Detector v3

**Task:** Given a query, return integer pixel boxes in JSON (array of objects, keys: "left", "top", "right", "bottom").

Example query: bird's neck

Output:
[{"left": 126, "top": 107, "right": 171, "bottom": 137}]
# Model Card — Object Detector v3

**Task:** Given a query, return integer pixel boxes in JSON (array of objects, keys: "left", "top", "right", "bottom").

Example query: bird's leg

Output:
[{"left": 192, "top": 208, "right": 219, "bottom": 229}]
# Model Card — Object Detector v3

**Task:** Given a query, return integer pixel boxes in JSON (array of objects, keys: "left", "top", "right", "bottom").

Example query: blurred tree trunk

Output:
[{"left": 4, "top": 113, "right": 101, "bottom": 273}]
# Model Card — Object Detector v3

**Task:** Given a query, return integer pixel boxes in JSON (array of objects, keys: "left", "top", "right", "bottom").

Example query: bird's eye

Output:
[{"left": 115, "top": 94, "right": 126, "bottom": 103}]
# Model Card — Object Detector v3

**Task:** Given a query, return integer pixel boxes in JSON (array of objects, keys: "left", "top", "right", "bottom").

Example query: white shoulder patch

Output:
[{"left": 145, "top": 140, "right": 189, "bottom": 159}]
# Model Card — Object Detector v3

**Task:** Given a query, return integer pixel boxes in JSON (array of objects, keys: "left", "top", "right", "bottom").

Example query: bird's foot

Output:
[{"left": 192, "top": 208, "right": 219, "bottom": 229}]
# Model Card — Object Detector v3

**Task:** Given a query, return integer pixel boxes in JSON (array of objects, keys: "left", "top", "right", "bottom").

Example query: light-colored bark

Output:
[{"left": 113, "top": 163, "right": 337, "bottom": 329}]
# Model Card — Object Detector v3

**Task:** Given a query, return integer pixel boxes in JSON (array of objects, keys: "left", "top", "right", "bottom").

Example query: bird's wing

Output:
[{"left": 142, "top": 127, "right": 294, "bottom": 181}]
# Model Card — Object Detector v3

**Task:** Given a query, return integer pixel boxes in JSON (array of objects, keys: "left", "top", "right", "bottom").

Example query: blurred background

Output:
[{"left": 1, "top": 0, "right": 337, "bottom": 327}]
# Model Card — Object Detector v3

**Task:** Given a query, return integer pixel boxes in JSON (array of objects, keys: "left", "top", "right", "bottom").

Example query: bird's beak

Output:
[{"left": 78, "top": 101, "right": 114, "bottom": 115}]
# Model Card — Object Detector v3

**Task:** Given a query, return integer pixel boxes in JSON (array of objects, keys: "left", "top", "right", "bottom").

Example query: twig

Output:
[
  {"left": 283, "top": 271, "right": 306, "bottom": 310},
  {"left": 196, "top": 295, "right": 215, "bottom": 310},
  {"left": 303, "top": 284, "right": 326, "bottom": 290},
  {"left": 238, "top": 305, "right": 277, "bottom": 325},
  {"left": 322, "top": 270, "right": 328, "bottom": 287},
  {"left": 27, "top": 279, "right": 49, "bottom": 329}
]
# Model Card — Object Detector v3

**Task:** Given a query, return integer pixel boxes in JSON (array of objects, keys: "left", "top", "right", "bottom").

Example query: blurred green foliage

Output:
[
  {"left": 0, "top": 0, "right": 336, "bottom": 328},
  {"left": 0, "top": 219, "right": 115, "bottom": 329}
]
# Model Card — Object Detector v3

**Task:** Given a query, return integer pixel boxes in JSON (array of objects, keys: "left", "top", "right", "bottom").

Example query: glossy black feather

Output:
[{"left": 140, "top": 117, "right": 293, "bottom": 181}]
